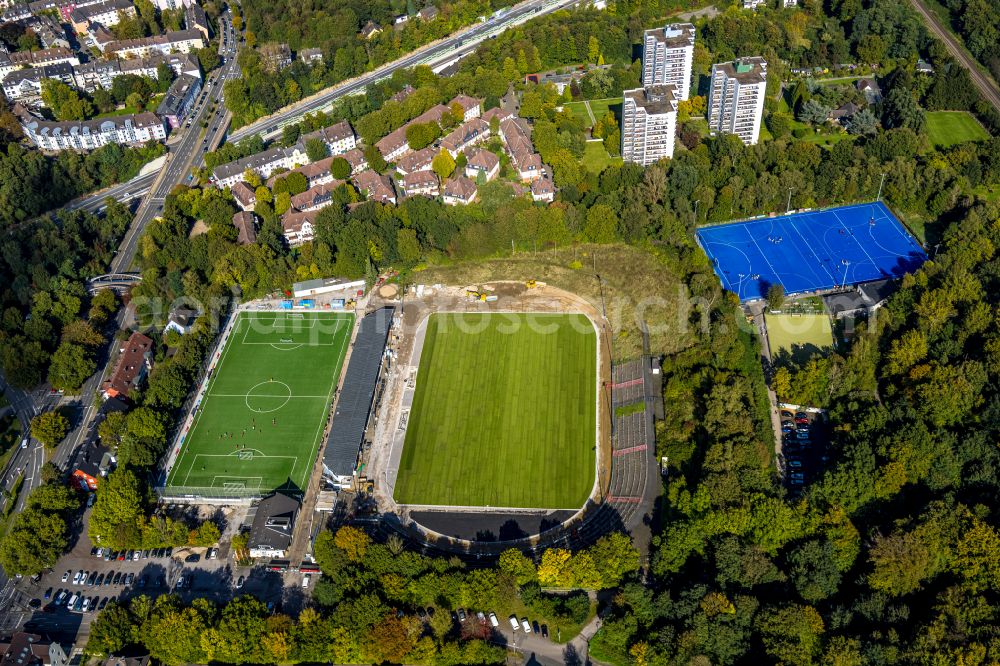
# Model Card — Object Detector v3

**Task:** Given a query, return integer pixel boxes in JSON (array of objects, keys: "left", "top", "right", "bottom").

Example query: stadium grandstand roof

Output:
[{"left": 323, "top": 307, "right": 395, "bottom": 479}]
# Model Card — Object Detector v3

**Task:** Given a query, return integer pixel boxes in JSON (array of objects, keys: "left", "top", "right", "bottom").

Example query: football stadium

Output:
[
  {"left": 392, "top": 312, "right": 598, "bottom": 510},
  {"left": 164, "top": 311, "right": 353, "bottom": 496},
  {"left": 697, "top": 201, "right": 928, "bottom": 302}
]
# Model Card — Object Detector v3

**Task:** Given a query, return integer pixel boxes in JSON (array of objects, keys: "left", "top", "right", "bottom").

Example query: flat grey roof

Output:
[{"left": 323, "top": 307, "right": 395, "bottom": 478}]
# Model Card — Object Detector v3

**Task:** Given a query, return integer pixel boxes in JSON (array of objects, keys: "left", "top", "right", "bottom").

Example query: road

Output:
[
  {"left": 110, "top": 10, "right": 241, "bottom": 273},
  {"left": 908, "top": 0, "right": 1000, "bottom": 113},
  {"left": 228, "top": 0, "right": 579, "bottom": 144}
]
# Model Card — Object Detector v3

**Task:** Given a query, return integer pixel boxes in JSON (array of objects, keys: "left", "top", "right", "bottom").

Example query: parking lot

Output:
[
  {"left": 17, "top": 508, "right": 292, "bottom": 642},
  {"left": 778, "top": 409, "right": 829, "bottom": 493}
]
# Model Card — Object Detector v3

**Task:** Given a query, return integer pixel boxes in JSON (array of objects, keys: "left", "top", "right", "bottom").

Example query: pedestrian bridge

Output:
[{"left": 86, "top": 273, "right": 142, "bottom": 293}]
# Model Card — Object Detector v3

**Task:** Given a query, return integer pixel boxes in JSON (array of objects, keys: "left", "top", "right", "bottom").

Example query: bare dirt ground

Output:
[
  {"left": 411, "top": 244, "right": 693, "bottom": 360},
  {"left": 364, "top": 279, "right": 613, "bottom": 548}
]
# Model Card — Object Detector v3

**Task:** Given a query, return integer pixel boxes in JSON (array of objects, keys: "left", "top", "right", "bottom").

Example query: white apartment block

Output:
[
  {"left": 101, "top": 29, "right": 203, "bottom": 57},
  {"left": 621, "top": 84, "right": 678, "bottom": 166},
  {"left": 641, "top": 23, "right": 695, "bottom": 100},
  {"left": 16, "top": 106, "right": 167, "bottom": 150},
  {"left": 707, "top": 57, "right": 767, "bottom": 146},
  {"left": 743, "top": 0, "right": 767, "bottom": 8},
  {"left": 151, "top": 0, "right": 195, "bottom": 10},
  {"left": 212, "top": 144, "right": 310, "bottom": 189}
]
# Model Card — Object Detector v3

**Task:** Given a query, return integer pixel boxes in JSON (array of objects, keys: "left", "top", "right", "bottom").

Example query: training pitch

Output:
[
  {"left": 165, "top": 311, "right": 353, "bottom": 495},
  {"left": 765, "top": 313, "right": 834, "bottom": 357},
  {"left": 394, "top": 313, "right": 598, "bottom": 509},
  {"left": 697, "top": 201, "right": 927, "bottom": 302}
]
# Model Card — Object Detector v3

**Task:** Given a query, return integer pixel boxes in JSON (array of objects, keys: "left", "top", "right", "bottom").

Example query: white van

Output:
[
  {"left": 488, "top": 612, "right": 499, "bottom": 628},
  {"left": 67, "top": 594, "right": 78, "bottom": 610},
  {"left": 302, "top": 574, "right": 310, "bottom": 588},
  {"left": 508, "top": 615, "right": 519, "bottom": 631}
]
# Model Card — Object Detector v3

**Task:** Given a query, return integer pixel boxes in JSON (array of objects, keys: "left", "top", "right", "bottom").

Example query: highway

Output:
[
  {"left": 228, "top": 0, "right": 578, "bottom": 144},
  {"left": 909, "top": 0, "right": 1000, "bottom": 114},
  {"left": 110, "top": 10, "right": 241, "bottom": 273}
]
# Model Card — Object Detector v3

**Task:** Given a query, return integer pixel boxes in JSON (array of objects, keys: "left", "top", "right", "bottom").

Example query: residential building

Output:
[
  {"left": 16, "top": 103, "right": 167, "bottom": 150},
  {"left": 524, "top": 68, "right": 587, "bottom": 94},
  {"left": 621, "top": 84, "right": 678, "bottom": 166},
  {"left": 374, "top": 103, "right": 449, "bottom": 161},
  {"left": 156, "top": 72, "right": 201, "bottom": 128},
  {"left": 0, "top": 52, "right": 14, "bottom": 80},
  {"left": 102, "top": 657, "right": 150, "bottom": 666},
  {"left": 299, "top": 120, "right": 356, "bottom": 155},
  {"left": 0, "top": 633, "right": 70, "bottom": 666},
  {"left": 442, "top": 176, "right": 477, "bottom": 205},
  {"left": 33, "top": 15, "right": 71, "bottom": 48},
  {"left": 857, "top": 78, "right": 882, "bottom": 104},
  {"left": 389, "top": 83, "right": 415, "bottom": 103},
  {"left": 212, "top": 144, "right": 309, "bottom": 189},
  {"left": 500, "top": 117, "right": 545, "bottom": 181},
  {"left": 2, "top": 62, "right": 74, "bottom": 101},
  {"left": 342, "top": 148, "right": 368, "bottom": 174},
  {"left": 784, "top": 0, "right": 797, "bottom": 5},
  {"left": 73, "top": 53, "right": 200, "bottom": 92},
  {"left": 464, "top": 147, "right": 499, "bottom": 182},
  {"left": 395, "top": 145, "right": 436, "bottom": 175},
  {"left": 290, "top": 180, "right": 345, "bottom": 212},
  {"left": 916, "top": 59, "right": 934, "bottom": 74},
  {"left": 743, "top": 0, "right": 766, "bottom": 8},
  {"left": 393, "top": 14, "right": 408, "bottom": 25},
  {"left": 232, "top": 211, "right": 257, "bottom": 244},
  {"left": 707, "top": 56, "right": 767, "bottom": 145},
  {"left": 400, "top": 169, "right": 439, "bottom": 197},
  {"left": 531, "top": 176, "right": 555, "bottom": 202},
  {"left": 101, "top": 29, "right": 204, "bottom": 57},
  {"left": 151, "top": 0, "right": 194, "bottom": 10},
  {"left": 450, "top": 93, "right": 483, "bottom": 121},
  {"left": 360, "top": 20, "right": 381, "bottom": 40},
  {"left": 163, "top": 306, "right": 198, "bottom": 335},
  {"left": 354, "top": 169, "right": 396, "bottom": 204},
  {"left": 259, "top": 42, "right": 292, "bottom": 72},
  {"left": 184, "top": 3, "right": 209, "bottom": 39},
  {"left": 439, "top": 117, "right": 489, "bottom": 156},
  {"left": 481, "top": 106, "right": 514, "bottom": 125},
  {"left": 72, "top": 443, "right": 114, "bottom": 491},
  {"left": 265, "top": 156, "right": 334, "bottom": 188},
  {"left": 641, "top": 23, "right": 695, "bottom": 99},
  {"left": 829, "top": 101, "right": 859, "bottom": 125},
  {"left": 230, "top": 182, "right": 256, "bottom": 211},
  {"left": 299, "top": 47, "right": 322, "bottom": 64},
  {"left": 417, "top": 5, "right": 438, "bottom": 20},
  {"left": 247, "top": 492, "right": 300, "bottom": 559},
  {"left": 8, "top": 47, "right": 79, "bottom": 68},
  {"left": 100, "top": 331, "right": 153, "bottom": 400},
  {"left": 69, "top": 0, "right": 135, "bottom": 32},
  {"left": 281, "top": 209, "right": 319, "bottom": 246}
]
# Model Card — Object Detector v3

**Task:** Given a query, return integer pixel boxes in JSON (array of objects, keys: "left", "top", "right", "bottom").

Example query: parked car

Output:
[
  {"left": 138, "top": 576, "right": 147, "bottom": 588},
  {"left": 541, "top": 624, "right": 549, "bottom": 638},
  {"left": 457, "top": 608, "right": 466, "bottom": 622},
  {"left": 532, "top": 620, "right": 540, "bottom": 634},
  {"left": 302, "top": 574, "right": 310, "bottom": 588},
  {"left": 125, "top": 573, "right": 134, "bottom": 586},
  {"left": 98, "top": 597, "right": 109, "bottom": 611},
  {"left": 95, "top": 573, "right": 104, "bottom": 586},
  {"left": 780, "top": 410, "right": 794, "bottom": 419},
  {"left": 509, "top": 615, "right": 519, "bottom": 631},
  {"left": 787, "top": 459, "right": 803, "bottom": 469},
  {"left": 43, "top": 588, "right": 52, "bottom": 600},
  {"left": 104, "top": 573, "right": 115, "bottom": 587},
  {"left": 132, "top": 551, "right": 141, "bottom": 561},
  {"left": 521, "top": 618, "right": 531, "bottom": 633},
  {"left": 61, "top": 571, "right": 69, "bottom": 583},
  {"left": 236, "top": 576, "right": 244, "bottom": 589},
  {"left": 112, "top": 572, "right": 122, "bottom": 585},
  {"left": 55, "top": 591, "right": 67, "bottom": 606},
  {"left": 185, "top": 554, "right": 200, "bottom": 563},
  {"left": 489, "top": 612, "right": 499, "bottom": 627}
]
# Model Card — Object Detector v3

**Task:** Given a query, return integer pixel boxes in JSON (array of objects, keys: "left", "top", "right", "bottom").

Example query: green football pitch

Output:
[
  {"left": 165, "top": 311, "right": 354, "bottom": 495},
  {"left": 393, "top": 312, "right": 598, "bottom": 509}
]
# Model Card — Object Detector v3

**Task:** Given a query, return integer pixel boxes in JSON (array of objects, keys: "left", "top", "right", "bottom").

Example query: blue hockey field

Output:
[{"left": 696, "top": 201, "right": 927, "bottom": 302}]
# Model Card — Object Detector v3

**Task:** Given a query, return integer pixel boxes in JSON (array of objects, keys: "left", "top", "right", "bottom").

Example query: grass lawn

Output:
[
  {"left": 587, "top": 97, "right": 622, "bottom": 124},
  {"left": 165, "top": 311, "right": 353, "bottom": 495},
  {"left": 394, "top": 313, "right": 597, "bottom": 508},
  {"left": 765, "top": 313, "right": 834, "bottom": 359},
  {"left": 582, "top": 141, "right": 622, "bottom": 173},
  {"left": 562, "top": 101, "right": 592, "bottom": 127},
  {"left": 926, "top": 111, "right": 990, "bottom": 148}
]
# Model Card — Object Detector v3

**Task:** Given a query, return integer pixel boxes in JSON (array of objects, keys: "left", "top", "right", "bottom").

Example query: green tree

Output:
[
  {"left": 31, "top": 411, "right": 69, "bottom": 448},
  {"left": 766, "top": 283, "right": 785, "bottom": 310},
  {"left": 330, "top": 156, "right": 351, "bottom": 180},
  {"left": 47, "top": 342, "right": 96, "bottom": 392},
  {"left": 89, "top": 468, "right": 147, "bottom": 549},
  {"left": 431, "top": 149, "right": 456, "bottom": 183},
  {"left": 305, "top": 138, "right": 328, "bottom": 162}
]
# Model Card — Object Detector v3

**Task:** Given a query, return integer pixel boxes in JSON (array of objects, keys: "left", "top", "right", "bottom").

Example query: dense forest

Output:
[
  {"left": 84, "top": 528, "right": 637, "bottom": 664},
  {"left": 930, "top": 0, "right": 1000, "bottom": 80}
]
